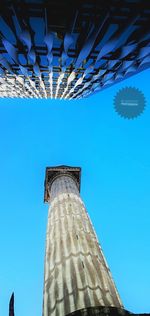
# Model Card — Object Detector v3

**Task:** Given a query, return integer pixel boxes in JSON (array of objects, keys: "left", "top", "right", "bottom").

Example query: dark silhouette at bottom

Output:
[
  {"left": 8, "top": 293, "right": 150, "bottom": 315},
  {"left": 9, "top": 293, "right": 14, "bottom": 316},
  {"left": 66, "top": 306, "right": 150, "bottom": 316}
]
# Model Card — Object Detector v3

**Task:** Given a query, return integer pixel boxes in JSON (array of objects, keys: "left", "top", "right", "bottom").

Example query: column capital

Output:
[{"left": 44, "top": 165, "right": 81, "bottom": 202}]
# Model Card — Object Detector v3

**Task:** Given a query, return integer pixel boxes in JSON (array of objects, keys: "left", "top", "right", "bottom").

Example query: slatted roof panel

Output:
[{"left": 0, "top": 0, "right": 149, "bottom": 99}]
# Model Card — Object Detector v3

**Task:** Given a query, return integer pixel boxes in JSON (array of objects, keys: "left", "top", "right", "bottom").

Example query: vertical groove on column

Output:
[{"left": 43, "top": 175, "right": 123, "bottom": 316}]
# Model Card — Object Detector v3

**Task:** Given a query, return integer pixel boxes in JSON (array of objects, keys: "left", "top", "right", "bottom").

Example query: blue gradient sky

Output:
[{"left": 0, "top": 68, "right": 150, "bottom": 316}]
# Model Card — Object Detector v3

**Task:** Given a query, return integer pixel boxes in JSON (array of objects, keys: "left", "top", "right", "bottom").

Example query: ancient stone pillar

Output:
[{"left": 43, "top": 166, "right": 123, "bottom": 316}]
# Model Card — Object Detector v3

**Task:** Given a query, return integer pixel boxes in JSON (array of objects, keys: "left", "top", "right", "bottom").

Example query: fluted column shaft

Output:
[{"left": 43, "top": 175, "right": 123, "bottom": 316}]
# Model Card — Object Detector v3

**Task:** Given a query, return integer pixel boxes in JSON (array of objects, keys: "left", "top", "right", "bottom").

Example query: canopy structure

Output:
[{"left": 0, "top": 1, "right": 149, "bottom": 99}]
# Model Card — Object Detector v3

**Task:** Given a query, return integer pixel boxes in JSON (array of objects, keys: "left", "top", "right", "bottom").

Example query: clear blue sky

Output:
[{"left": 0, "top": 69, "right": 150, "bottom": 316}]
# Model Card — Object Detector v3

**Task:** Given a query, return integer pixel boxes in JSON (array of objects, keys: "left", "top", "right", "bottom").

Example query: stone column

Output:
[{"left": 43, "top": 166, "right": 123, "bottom": 316}]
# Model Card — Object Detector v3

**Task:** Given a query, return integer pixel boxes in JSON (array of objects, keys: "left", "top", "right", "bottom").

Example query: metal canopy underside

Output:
[{"left": 0, "top": 0, "right": 150, "bottom": 99}]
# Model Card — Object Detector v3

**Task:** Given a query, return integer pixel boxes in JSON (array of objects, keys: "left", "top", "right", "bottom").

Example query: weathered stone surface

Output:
[{"left": 43, "top": 168, "right": 123, "bottom": 316}]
